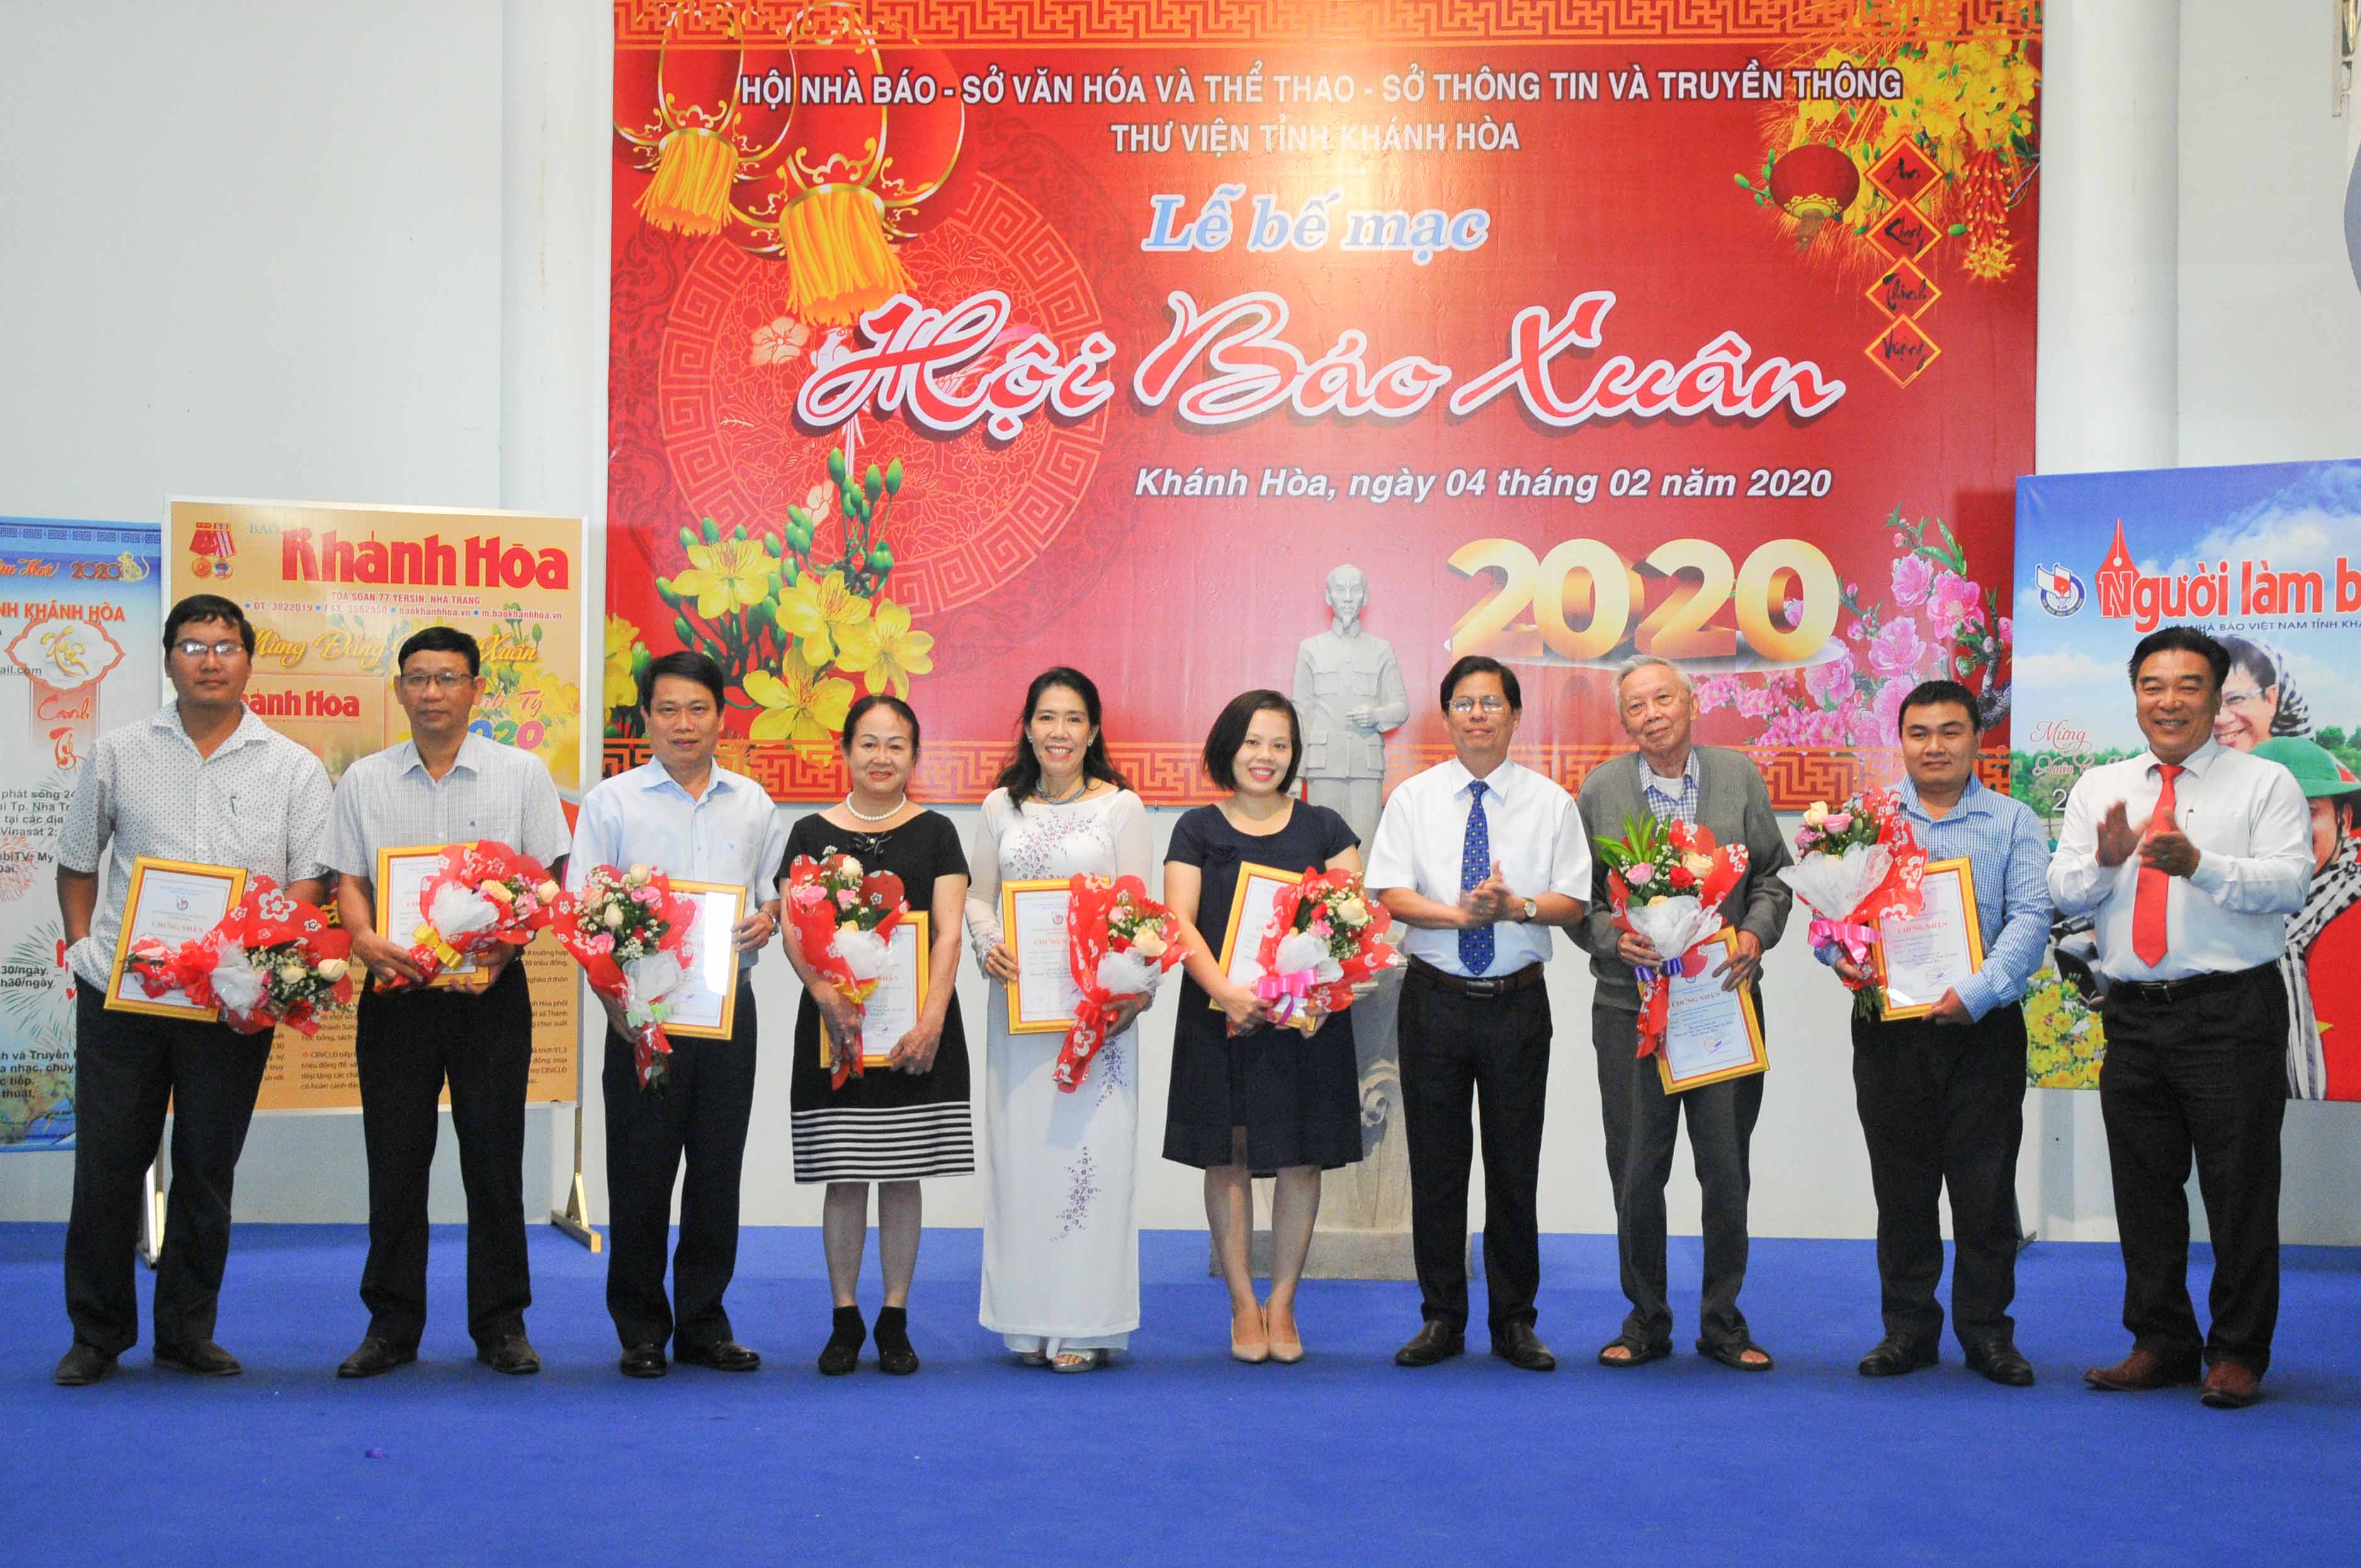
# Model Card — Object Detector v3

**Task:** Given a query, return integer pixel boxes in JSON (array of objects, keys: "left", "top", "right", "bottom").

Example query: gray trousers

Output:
[{"left": 1594, "top": 1001, "right": 1764, "bottom": 1351}]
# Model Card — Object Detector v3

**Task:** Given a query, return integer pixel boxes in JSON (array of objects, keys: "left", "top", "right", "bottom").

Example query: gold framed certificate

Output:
[
  {"left": 1000, "top": 878, "right": 1080, "bottom": 1034},
  {"left": 1656, "top": 929, "right": 1770, "bottom": 1094},
  {"left": 662, "top": 879, "right": 746, "bottom": 1041},
  {"left": 820, "top": 912, "right": 932, "bottom": 1068},
  {"left": 1874, "top": 857, "right": 1986, "bottom": 1021},
  {"left": 105, "top": 857, "right": 249, "bottom": 1021},
  {"left": 375, "top": 843, "right": 477, "bottom": 988},
  {"left": 1209, "top": 861, "right": 1305, "bottom": 1010}
]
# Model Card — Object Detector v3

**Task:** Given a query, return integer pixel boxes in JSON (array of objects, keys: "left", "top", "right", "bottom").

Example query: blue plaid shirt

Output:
[
  {"left": 1636, "top": 750, "right": 1700, "bottom": 827},
  {"left": 1814, "top": 775, "right": 2054, "bottom": 1021}
]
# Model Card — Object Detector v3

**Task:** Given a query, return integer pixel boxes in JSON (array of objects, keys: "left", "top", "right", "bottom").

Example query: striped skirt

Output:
[{"left": 788, "top": 995, "right": 975, "bottom": 1184}]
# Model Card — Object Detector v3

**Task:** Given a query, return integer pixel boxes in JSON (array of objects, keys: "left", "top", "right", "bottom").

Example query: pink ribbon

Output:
[
  {"left": 1809, "top": 915, "right": 1876, "bottom": 967},
  {"left": 1254, "top": 968, "right": 1315, "bottom": 1024}
]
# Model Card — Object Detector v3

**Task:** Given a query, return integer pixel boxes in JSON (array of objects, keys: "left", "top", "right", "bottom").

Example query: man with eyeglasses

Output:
[
  {"left": 323, "top": 626, "right": 572, "bottom": 1379},
  {"left": 52, "top": 595, "right": 334, "bottom": 1385},
  {"left": 1575, "top": 655, "right": 1792, "bottom": 1373},
  {"left": 1365, "top": 655, "right": 1591, "bottom": 1372}
]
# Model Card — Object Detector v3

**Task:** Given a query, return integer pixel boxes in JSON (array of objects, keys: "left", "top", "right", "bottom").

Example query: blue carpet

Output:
[{"left": 2, "top": 1224, "right": 2357, "bottom": 1566}]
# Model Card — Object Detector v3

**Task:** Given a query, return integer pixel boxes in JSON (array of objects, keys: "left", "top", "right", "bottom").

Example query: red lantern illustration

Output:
[
  {"left": 614, "top": 14, "right": 793, "bottom": 237},
  {"left": 730, "top": 6, "right": 967, "bottom": 326},
  {"left": 1768, "top": 143, "right": 1863, "bottom": 242}
]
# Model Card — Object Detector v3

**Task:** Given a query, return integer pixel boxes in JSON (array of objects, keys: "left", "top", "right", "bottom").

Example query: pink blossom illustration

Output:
[
  {"left": 750, "top": 315, "right": 810, "bottom": 368},
  {"left": 1927, "top": 568, "right": 1981, "bottom": 633},
  {"left": 1890, "top": 553, "right": 1935, "bottom": 606},
  {"left": 1804, "top": 646, "right": 1857, "bottom": 706},
  {"left": 1869, "top": 616, "right": 1927, "bottom": 679}
]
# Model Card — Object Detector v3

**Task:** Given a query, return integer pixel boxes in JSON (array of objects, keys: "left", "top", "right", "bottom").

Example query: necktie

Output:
[
  {"left": 1459, "top": 779, "right": 1494, "bottom": 974},
  {"left": 2131, "top": 762, "right": 2183, "bottom": 968}
]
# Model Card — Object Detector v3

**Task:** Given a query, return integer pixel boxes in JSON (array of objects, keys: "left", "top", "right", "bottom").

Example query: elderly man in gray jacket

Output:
[{"left": 1575, "top": 656, "right": 1793, "bottom": 1372}]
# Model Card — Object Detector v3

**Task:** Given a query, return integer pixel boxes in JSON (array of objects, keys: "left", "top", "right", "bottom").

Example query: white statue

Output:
[{"left": 1292, "top": 564, "right": 1409, "bottom": 850}]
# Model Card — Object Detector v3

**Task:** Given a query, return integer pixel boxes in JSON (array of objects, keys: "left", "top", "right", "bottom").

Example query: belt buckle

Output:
[{"left": 1466, "top": 974, "right": 1503, "bottom": 998}]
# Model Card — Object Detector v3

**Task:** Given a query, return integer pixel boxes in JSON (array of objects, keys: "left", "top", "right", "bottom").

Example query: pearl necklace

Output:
[{"left": 846, "top": 792, "right": 907, "bottom": 823}]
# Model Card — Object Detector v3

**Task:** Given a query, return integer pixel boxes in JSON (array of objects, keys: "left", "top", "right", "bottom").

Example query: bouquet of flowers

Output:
[
  {"left": 1237, "top": 867, "right": 1401, "bottom": 1036},
  {"left": 1779, "top": 791, "right": 1927, "bottom": 1018},
  {"left": 783, "top": 849, "right": 909, "bottom": 1088},
  {"left": 125, "top": 876, "right": 356, "bottom": 1035},
  {"left": 400, "top": 840, "right": 560, "bottom": 984},
  {"left": 552, "top": 864, "right": 699, "bottom": 1091},
  {"left": 1055, "top": 874, "right": 1186, "bottom": 1091},
  {"left": 1595, "top": 814, "right": 1749, "bottom": 1058}
]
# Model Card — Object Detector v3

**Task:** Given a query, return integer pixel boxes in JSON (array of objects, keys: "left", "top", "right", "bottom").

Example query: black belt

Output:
[
  {"left": 1407, "top": 956, "right": 1544, "bottom": 999},
  {"left": 2104, "top": 963, "right": 2272, "bottom": 1008}
]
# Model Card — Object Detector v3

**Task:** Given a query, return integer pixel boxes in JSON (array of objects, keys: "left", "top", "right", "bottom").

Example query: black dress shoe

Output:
[
  {"left": 477, "top": 1334, "right": 541, "bottom": 1375},
  {"left": 1393, "top": 1320, "right": 1465, "bottom": 1368},
  {"left": 619, "top": 1343, "right": 668, "bottom": 1379},
  {"left": 338, "top": 1336, "right": 417, "bottom": 1379},
  {"left": 1963, "top": 1339, "right": 2035, "bottom": 1387},
  {"left": 818, "top": 1306, "right": 866, "bottom": 1376},
  {"left": 873, "top": 1306, "right": 919, "bottom": 1376},
  {"left": 54, "top": 1342, "right": 114, "bottom": 1386},
  {"left": 676, "top": 1340, "right": 761, "bottom": 1372},
  {"left": 1857, "top": 1335, "right": 1940, "bottom": 1377},
  {"left": 154, "top": 1340, "right": 241, "bottom": 1377},
  {"left": 1490, "top": 1321, "right": 1558, "bottom": 1372}
]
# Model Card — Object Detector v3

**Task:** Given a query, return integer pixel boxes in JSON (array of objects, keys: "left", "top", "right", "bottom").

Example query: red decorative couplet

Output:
[
  {"left": 1866, "top": 259, "right": 1942, "bottom": 320},
  {"left": 1867, "top": 319, "right": 1943, "bottom": 388},
  {"left": 1869, "top": 142, "right": 1942, "bottom": 203}
]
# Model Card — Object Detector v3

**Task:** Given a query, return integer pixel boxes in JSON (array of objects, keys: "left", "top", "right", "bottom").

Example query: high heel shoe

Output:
[
  {"left": 1231, "top": 1306, "right": 1270, "bottom": 1363},
  {"left": 1266, "top": 1306, "right": 1304, "bottom": 1365}
]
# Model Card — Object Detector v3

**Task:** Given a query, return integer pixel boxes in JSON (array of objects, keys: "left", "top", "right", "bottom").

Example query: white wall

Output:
[{"left": 4, "top": 0, "right": 2360, "bottom": 1245}]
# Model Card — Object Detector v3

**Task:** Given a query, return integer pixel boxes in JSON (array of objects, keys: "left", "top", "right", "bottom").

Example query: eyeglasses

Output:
[
  {"left": 398, "top": 670, "right": 474, "bottom": 692},
  {"left": 1447, "top": 696, "right": 1509, "bottom": 715},
  {"left": 2219, "top": 684, "right": 2270, "bottom": 709},
  {"left": 173, "top": 639, "right": 245, "bottom": 660}
]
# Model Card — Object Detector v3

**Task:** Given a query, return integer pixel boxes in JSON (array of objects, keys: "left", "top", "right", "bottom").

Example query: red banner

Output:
[{"left": 607, "top": 0, "right": 2039, "bottom": 806}]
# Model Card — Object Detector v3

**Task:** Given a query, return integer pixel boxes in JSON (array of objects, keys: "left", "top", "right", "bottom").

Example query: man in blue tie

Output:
[{"left": 1365, "top": 656, "right": 1592, "bottom": 1370}]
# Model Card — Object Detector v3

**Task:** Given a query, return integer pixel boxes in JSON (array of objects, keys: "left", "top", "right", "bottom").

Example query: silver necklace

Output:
[
  {"left": 845, "top": 792, "right": 907, "bottom": 823},
  {"left": 1037, "top": 776, "right": 1089, "bottom": 805}
]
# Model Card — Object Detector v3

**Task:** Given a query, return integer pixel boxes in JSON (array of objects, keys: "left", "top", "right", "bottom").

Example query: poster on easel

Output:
[
  {"left": 0, "top": 517, "right": 163, "bottom": 1153},
  {"left": 166, "top": 499, "right": 592, "bottom": 1112}
]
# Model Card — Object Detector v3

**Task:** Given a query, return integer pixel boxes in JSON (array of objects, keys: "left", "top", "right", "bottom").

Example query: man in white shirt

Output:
[
  {"left": 1365, "top": 655, "right": 1590, "bottom": 1372},
  {"left": 52, "top": 595, "right": 333, "bottom": 1386},
  {"left": 2049, "top": 626, "right": 2310, "bottom": 1409},
  {"left": 326, "top": 627, "right": 574, "bottom": 1380},
  {"left": 570, "top": 651, "right": 784, "bottom": 1379}
]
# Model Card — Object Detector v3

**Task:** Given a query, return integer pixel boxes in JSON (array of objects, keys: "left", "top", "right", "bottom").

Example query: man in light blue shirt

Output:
[
  {"left": 569, "top": 651, "right": 783, "bottom": 1379},
  {"left": 1818, "top": 679, "right": 2051, "bottom": 1387}
]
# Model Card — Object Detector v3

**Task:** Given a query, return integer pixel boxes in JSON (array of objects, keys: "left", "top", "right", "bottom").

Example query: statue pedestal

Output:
[{"left": 1206, "top": 961, "right": 1418, "bottom": 1282}]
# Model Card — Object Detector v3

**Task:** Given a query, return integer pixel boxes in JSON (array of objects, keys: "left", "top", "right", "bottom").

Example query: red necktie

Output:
[{"left": 2131, "top": 763, "right": 2183, "bottom": 968}]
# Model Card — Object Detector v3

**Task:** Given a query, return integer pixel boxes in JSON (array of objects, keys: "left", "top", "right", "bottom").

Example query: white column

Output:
[
  {"left": 2035, "top": 0, "right": 2180, "bottom": 474},
  {"left": 502, "top": 0, "right": 616, "bottom": 1222}
]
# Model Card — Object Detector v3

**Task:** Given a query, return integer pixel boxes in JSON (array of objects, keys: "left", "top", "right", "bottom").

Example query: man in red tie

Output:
[{"left": 2049, "top": 626, "right": 2311, "bottom": 1408}]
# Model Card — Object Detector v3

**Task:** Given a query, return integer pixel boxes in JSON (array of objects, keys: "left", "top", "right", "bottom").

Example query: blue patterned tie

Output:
[{"left": 1459, "top": 779, "right": 1494, "bottom": 974}]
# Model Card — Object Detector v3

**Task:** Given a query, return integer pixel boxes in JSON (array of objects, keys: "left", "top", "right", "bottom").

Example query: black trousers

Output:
[
  {"left": 63, "top": 987, "right": 273, "bottom": 1356},
  {"left": 1609, "top": 999, "right": 1764, "bottom": 1351},
  {"left": 2098, "top": 966, "right": 2286, "bottom": 1374},
  {"left": 1398, "top": 964, "right": 1551, "bottom": 1334},
  {"left": 354, "top": 961, "right": 534, "bottom": 1350},
  {"left": 602, "top": 985, "right": 756, "bottom": 1351},
  {"left": 1850, "top": 1005, "right": 2027, "bottom": 1348}
]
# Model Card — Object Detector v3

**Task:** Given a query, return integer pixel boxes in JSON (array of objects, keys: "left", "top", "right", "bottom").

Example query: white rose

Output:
[
  {"left": 626, "top": 864, "right": 650, "bottom": 886},
  {"left": 839, "top": 855, "right": 864, "bottom": 879},
  {"left": 1804, "top": 801, "right": 1830, "bottom": 826},
  {"left": 1682, "top": 852, "right": 1716, "bottom": 879},
  {"left": 315, "top": 958, "right": 348, "bottom": 982},
  {"left": 603, "top": 905, "right": 625, "bottom": 929},
  {"left": 1335, "top": 896, "right": 1371, "bottom": 927},
  {"left": 277, "top": 962, "right": 308, "bottom": 986},
  {"left": 1131, "top": 928, "right": 1168, "bottom": 960},
  {"left": 536, "top": 880, "right": 561, "bottom": 904}
]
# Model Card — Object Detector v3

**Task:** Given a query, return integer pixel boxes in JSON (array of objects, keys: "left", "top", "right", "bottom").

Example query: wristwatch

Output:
[{"left": 1519, "top": 897, "right": 1538, "bottom": 922}]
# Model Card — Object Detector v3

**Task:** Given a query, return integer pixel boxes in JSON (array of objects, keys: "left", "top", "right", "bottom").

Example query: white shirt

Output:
[
  {"left": 568, "top": 760, "right": 788, "bottom": 973},
  {"left": 56, "top": 702, "right": 334, "bottom": 989},
  {"left": 1364, "top": 756, "right": 1591, "bottom": 978},
  {"left": 325, "top": 732, "right": 572, "bottom": 881},
  {"left": 2047, "top": 738, "right": 2310, "bottom": 981}
]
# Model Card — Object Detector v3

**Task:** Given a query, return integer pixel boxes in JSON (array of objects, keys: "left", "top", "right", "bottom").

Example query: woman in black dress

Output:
[
  {"left": 1164, "top": 690, "right": 1364, "bottom": 1363},
  {"left": 779, "top": 694, "right": 971, "bottom": 1377}
]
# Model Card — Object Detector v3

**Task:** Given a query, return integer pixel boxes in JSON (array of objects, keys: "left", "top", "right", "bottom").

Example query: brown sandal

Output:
[{"left": 1597, "top": 1335, "right": 1673, "bottom": 1368}]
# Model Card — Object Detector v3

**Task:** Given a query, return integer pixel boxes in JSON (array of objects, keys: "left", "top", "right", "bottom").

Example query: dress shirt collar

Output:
[
  {"left": 635, "top": 757, "right": 739, "bottom": 804},
  {"left": 2143, "top": 738, "right": 2223, "bottom": 781},
  {"left": 1438, "top": 755, "right": 1523, "bottom": 799},
  {"left": 1898, "top": 773, "right": 1991, "bottom": 822},
  {"left": 1636, "top": 747, "right": 1698, "bottom": 794},
  {"left": 392, "top": 730, "right": 490, "bottom": 781},
  {"left": 149, "top": 699, "right": 272, "bottom": 755}
]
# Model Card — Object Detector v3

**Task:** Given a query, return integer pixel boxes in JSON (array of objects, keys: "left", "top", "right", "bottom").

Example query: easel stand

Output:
[
  {"left": 549, "top": 1097, "right": 601, "bottom": 1252},
  {"left": 139, "top": 1146, "right": 164, "bottom": 1268}
]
